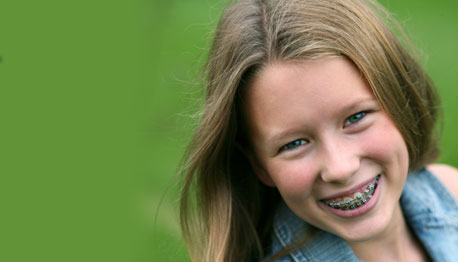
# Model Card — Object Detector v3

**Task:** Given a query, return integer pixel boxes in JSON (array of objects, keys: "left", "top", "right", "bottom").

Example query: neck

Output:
[{"left": 346, "top": 204, "right": 428, "bottom": 262}]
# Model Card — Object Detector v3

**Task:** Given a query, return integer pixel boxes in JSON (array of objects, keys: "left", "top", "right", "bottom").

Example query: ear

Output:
[{"left": 237, "top": 143, "right": 276, "bottom": 187}]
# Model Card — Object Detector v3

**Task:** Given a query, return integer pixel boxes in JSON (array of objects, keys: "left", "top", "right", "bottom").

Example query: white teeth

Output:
[{"left": 324, "top": 176, "right": 380, "bottom": 210}]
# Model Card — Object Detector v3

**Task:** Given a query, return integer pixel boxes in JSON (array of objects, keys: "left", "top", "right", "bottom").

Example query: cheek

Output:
[
  {"left": 361, "top": 116, "right": 409, "bottom": 170},
  {"left": 266, "top": 160, "right": 317, "bottom": 201}
]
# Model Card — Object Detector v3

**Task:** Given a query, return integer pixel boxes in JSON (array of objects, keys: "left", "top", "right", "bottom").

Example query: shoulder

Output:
[{"left": 427, "top": 163, "right": 458, "bottom": 200}]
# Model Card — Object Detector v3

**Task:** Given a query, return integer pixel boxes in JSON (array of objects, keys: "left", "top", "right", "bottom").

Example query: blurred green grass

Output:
[
  {"left": 0, "top": 0, "right": 456, "bottom": 261},
  {"left": 148, "top": 0, "right": 458, "bottom": 261},
  {"left": 136, "top": 1, "right": 225, "bottom": 261}
]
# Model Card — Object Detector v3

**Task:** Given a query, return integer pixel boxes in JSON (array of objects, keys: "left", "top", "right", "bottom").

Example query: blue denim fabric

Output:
[{"left": 265, "top": 168, "right": 458, "bottom": 261}]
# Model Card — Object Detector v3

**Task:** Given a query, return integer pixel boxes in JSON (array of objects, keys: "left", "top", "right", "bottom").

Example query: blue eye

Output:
[
  {"left": 345, "top": 111, "right": 366, "bottom": 127},
  {"left": 282, "top": 139, "right": 307, "bottom": 150}
]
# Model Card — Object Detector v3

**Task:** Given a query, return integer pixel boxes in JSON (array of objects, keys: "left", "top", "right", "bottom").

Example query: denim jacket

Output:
[{"left": 265, "top": 168, "right": 458, "bottom": 261}]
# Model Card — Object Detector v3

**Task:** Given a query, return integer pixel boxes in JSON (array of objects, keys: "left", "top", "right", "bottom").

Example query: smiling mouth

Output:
[{"left": 322, "top": 175, "right": 380, "bottom": 210}]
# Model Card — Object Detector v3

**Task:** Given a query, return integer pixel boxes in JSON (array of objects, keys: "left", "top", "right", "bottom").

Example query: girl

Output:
[{"left": 180, "top": 0, "right": 458, "bottom": 261}]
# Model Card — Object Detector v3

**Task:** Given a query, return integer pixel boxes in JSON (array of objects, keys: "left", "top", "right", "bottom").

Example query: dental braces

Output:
[{"left": 324, "top": 176, "right": 379, "bottom": 210}]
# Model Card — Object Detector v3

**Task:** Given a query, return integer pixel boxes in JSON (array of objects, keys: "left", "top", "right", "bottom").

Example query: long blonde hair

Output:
[{"left": 180, "top": 0, "right": 440, "bottom": 261}]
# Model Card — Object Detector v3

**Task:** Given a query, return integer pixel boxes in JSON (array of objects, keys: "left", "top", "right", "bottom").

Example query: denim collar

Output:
[
  {"left": 400, "top": 168, "right": 458, "bottom": 261},
  {"left": 267, "top": 169, "right": 458, "bottom": 261}
]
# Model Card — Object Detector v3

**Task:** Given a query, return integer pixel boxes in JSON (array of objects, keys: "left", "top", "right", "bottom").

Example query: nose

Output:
[{"left": 319, "top": 136, "right": 360, "bottom": 184}]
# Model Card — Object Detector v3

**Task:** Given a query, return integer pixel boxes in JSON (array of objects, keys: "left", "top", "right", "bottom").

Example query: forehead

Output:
[
  {"left": 247, "top": 58, "right": 371, "bottom": 108},
  {"left": 243, "top": 57, "right": 375, "bottom": 141}
]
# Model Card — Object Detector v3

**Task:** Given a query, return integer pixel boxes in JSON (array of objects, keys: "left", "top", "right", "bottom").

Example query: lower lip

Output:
[{"left": 320, "top": 176, "right": 382, "bottom": 218}]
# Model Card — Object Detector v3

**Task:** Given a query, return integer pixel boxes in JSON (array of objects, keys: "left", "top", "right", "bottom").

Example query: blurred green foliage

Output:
[{"left": 0, "top": 0, "right": 456, "bottom": 261}]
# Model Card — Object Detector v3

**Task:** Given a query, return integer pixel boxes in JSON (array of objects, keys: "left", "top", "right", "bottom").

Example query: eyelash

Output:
[
  {"left": 281, "top": 139, "right": 308, "bottom": 151},
  {"left": 280, "top": 111, "right": 369, "bottom": 152},
  {"left": 344, "top": 111, "right": 368, "bottom": 127}
]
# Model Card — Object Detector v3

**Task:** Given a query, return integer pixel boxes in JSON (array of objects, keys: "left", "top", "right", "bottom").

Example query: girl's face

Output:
[{"left": 244, "top": 58, "right": 409, "bottom": 242}]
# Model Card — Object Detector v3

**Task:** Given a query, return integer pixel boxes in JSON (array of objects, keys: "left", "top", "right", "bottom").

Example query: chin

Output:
[
  {"left": 330, "top": 199, "right": 397, "bottom": 243},
  {"left": 338, "top": 218, "right": 390, "bottom": 242}
]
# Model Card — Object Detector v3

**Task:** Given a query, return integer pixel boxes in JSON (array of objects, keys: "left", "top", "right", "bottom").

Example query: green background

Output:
[{"left": 0, "top": 0, "right": 456, "bottom": 261}]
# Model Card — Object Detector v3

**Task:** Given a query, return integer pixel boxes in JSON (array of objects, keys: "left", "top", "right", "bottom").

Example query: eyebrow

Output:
[{"left": 265, "top": 97, "right": 378, "bottom": 147}]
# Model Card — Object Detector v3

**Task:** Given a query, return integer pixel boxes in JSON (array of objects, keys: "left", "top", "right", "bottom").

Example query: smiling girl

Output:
[{"left": 179, "top": 0, "right": 458, "bottom": 261}]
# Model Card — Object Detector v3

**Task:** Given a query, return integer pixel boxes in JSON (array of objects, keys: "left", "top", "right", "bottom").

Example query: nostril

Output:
[
  {"left": 318, "top": 137, "right": 361, "bottom": 183},
  {"left": 320, "top": 155, "right": 360, "bottom": 183}
]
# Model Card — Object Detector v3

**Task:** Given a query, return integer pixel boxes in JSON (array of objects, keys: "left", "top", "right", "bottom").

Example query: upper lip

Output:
[{"left": 320, "top": 175, "right": 379, "bottom": 200}]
